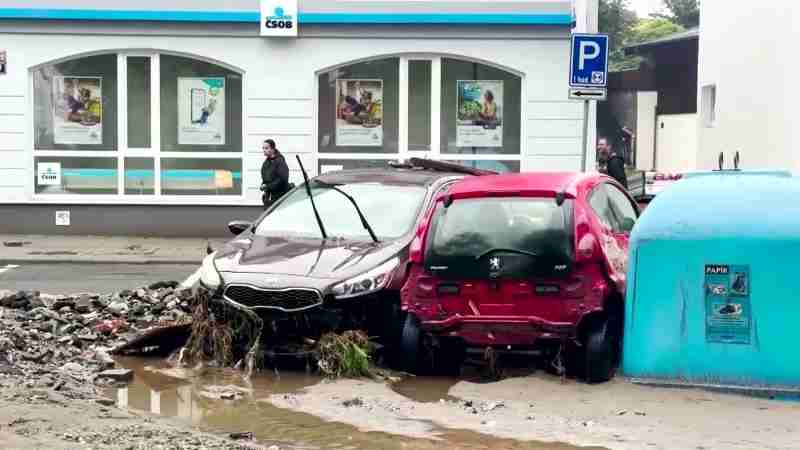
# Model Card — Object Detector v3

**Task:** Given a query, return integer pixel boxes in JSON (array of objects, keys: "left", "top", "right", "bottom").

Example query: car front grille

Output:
[{"left": 223, "top": 285, "right": 322, "bottom": 312}]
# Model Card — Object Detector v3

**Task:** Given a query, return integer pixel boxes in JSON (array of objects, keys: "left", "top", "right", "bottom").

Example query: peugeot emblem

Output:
[{"left": 489, "top": 256, "right": 501, "bottom": 272}]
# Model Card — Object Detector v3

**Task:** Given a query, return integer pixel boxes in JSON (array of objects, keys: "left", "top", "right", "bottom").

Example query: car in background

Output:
[
  {"left": 399, "top": 172, "right": 640, "bottom": 382},
  {"left": 627, "top": 171, "right": 684, "bottom": 209},
  {"left": 196, "top": 159, "right": 492, "bottom": 350}
]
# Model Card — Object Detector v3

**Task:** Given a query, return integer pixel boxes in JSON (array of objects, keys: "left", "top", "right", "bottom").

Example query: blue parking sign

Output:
[{"left": 570, "top": 34, "right": 609, "bottom": 88}]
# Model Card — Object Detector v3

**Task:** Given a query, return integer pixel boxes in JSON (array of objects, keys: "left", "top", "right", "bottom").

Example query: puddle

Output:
[
  {"left": 390, "top": 376, "right": 461, "bottom": 403},
  {"left": 107, "top": 357, "right": 604, "bottom": 450}
]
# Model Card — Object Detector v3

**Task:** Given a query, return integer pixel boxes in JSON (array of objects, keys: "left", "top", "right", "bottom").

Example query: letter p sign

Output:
[
  {"left": 570, "top": 34, "right": 609, "bottom": 88},
  {"left": 578, "top": 41, "right": 600, "bottom": 70}
]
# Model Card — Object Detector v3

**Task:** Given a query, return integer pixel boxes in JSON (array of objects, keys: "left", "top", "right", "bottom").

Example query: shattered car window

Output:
[{"left": 255, "top": 183, "right": 427, "bottom": 240}]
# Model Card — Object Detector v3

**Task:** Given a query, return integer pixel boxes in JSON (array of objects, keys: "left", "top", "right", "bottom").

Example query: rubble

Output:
[
  {"left": 97, "top": 369, "right": 134, "bottom": 382},
  {"left": 0, "top": 281, "right": 192, "bottom": 398}
]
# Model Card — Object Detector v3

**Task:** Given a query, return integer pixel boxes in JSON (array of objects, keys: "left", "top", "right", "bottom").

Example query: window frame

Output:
[
  {"left": 30, "top": 50, "right": 247, "bottom": 205},
  {"left": 315, "top": 54, "right": 524, "bottom": 174}
]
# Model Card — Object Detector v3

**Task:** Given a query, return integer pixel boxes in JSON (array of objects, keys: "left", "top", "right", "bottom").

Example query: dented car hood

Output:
[{"left": 214, "top": 234, "right": 405, "bottom": 282}]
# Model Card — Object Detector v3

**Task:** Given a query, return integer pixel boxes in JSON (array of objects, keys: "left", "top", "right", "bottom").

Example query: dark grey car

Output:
[{"left": 196, "top": 160, "right": 488, "bottom": 343}]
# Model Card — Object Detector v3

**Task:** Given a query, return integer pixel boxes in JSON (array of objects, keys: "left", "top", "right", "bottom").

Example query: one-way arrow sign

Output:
[{"left": 569, "top": 87, "right": 607, "bottom": 101}]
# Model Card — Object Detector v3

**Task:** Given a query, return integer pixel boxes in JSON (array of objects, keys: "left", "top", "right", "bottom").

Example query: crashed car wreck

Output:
[{"left": 196, "top": 159, "right": 492, "bottom": 356}]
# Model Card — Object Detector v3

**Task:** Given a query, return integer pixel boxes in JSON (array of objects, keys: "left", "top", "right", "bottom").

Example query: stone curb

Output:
[{"left": 0, "top": 256, "right": 203, "bottom": 265}]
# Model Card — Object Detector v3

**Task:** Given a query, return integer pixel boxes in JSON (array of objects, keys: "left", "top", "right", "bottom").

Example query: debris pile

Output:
[
  {"left": 316, "top": 330, "right": 373, "bottom": 378},
  {"left": 0, "top": 282, "right": 192, "bottom": 393}
]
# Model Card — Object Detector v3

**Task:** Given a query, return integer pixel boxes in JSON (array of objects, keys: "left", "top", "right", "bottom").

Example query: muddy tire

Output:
[
  {"left": 583, "top": 321, "right": 615, "bottom": 383},
  {"left": 431, "top": 339, "right": 465, "bottom": 377},
  {"left": 399, "top": 314, "right": 424, "bottom": 374}
]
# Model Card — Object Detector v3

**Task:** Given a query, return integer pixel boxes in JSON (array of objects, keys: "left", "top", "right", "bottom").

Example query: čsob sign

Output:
[{"left": 260, "top": 0, "right": 298, "bottom": 37}]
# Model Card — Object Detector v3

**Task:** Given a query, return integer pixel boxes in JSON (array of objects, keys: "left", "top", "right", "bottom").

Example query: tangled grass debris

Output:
[
  {"left": 178, "top": 288, "right": 263, "bottom": 375},
  {"left": 315, "top": 330, "right": 373, "bottom": 378}
]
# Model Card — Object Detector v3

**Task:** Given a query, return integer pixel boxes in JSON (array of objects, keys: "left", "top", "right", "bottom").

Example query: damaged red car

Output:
[{"left": 400, "top": 172, "right": 639, "bottom": 382}]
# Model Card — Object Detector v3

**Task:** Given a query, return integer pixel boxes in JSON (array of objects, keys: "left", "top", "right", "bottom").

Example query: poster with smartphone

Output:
[{"left": 178, "top": 77, "right": 226, "bottom": 145}]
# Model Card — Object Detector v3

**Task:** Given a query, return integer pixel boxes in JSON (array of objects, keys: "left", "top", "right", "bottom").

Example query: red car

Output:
[{"left": 399, "top": 172, "right": 639, "bottom": 382}]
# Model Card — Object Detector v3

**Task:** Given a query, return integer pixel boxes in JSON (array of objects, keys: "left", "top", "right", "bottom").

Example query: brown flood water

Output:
[{"left": 107, "top": 357, "right": 606, "bottom": 450}]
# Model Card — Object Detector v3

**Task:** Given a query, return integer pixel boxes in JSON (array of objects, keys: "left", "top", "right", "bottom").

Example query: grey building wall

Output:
[{"left": 0, "top": 204, "right": 264, "bottom": 237}]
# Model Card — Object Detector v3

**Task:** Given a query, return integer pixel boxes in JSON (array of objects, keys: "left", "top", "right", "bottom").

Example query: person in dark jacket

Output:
[
  {"left": 597, "top": 136, "right": 628, "bottom": 189},
  {"left": 260, "top": 139, "right": 291, "bottom": 207}
]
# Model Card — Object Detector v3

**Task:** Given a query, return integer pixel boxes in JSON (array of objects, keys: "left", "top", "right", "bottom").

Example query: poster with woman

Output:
[
  {"left": 178, "top": 77, "right": 226, "bottom": 145},
  {"left": 52, "top": 77, "right": 103, "bottom": 145},
  {"left": 456, "top": 80, "right": 503, "bottom": 148},
  {"left": 335, "top": 79, "right": 383, "bottom": 147}
]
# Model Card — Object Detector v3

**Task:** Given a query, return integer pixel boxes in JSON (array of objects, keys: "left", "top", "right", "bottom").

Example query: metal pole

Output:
[{"left": 580, "top": 99, "right": 589, "bottom": 172}]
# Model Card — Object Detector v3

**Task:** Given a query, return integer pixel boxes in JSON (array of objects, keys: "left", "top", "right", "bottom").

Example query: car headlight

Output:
[
  {"left": 331, "top": 257, "right": 399, "bottom": 299},
  {"left": 199, "top": 252, "right": 222, "bottom": 292}
]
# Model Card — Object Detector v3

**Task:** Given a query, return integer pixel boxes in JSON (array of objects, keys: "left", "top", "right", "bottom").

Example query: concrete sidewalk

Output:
[{"left": 0, "top": 235, "right": 229, "bottom": 265}]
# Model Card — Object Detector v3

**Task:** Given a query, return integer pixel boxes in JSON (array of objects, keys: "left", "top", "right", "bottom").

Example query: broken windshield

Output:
[
  {"left": 425, "top": 197, "right": 574, "bottom": 279},
  {"left": 255, "top": 183, "right": 427, "bottom": 241}
]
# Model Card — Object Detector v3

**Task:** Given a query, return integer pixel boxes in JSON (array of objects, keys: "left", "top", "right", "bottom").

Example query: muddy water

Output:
[{"left": 107, "top": 357, "right": 603, "bottom": 450}]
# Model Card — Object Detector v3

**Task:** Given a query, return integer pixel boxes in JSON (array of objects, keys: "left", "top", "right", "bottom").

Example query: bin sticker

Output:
[{"left": 704, "top": 264, "right": 751, "bottom": 344}]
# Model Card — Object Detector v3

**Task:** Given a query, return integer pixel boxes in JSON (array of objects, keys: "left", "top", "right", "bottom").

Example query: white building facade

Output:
[
  {"left": 0, "top": 0, "right": 597, "bottom": 235},
  {"left": 697, "top": 1, "right": 799, "bottom": 171}
]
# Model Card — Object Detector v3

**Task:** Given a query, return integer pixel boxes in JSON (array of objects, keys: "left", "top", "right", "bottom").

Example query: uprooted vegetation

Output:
[
  {"left": 316, "top": 330, "right": 373, "bottom": 378},
  {"left": 171, "top": 287, "right": 375, "bottom": 379}
]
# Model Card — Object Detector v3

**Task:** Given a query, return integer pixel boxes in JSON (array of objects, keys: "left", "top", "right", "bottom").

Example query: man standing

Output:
[
  {"left": 260, "top": 139, "right": 290, "bottom": 207},
  {"left": 597, "top": 137, "right": 628, "bottom": 189}
]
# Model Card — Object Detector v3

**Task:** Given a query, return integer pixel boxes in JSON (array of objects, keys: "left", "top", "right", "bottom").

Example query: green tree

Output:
[
  {"left": 599, "top": 0, "right": 637, "bottom": 71},
  {"left": 661, "top": 0, "right": 700, "bottom": 28},
  {"left": 611, "top": 18, "right": 685, "bottom": 71}
]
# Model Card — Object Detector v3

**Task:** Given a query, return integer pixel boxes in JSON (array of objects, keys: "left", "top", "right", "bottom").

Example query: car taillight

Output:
[
  {"left": 577, "top": 233, "right": 597, "bottom": 261},
  {"left": 409, "top": 234, "right": 424, "bottom": 264}
]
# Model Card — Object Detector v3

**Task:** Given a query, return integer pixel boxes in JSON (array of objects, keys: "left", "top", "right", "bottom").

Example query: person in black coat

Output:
[
  {"left": 260, "top": 139, "right": 291, "bottom": 207},
  {"left": 597, "top": 136, "right": 628, "bottom": 189}
]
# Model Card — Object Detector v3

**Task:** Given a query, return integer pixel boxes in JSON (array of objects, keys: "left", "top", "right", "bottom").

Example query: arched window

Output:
[
  {"left": 32, "top": 52, "right": 243, "bottom": 198},
  {"left": 316, "top": 55, "right": 521, "bottom": 174}
]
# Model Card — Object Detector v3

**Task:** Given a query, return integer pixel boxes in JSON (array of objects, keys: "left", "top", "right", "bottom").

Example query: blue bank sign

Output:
[
  {"left": 569, "top": 34, "right": 609, "bottom": 88},
  {"left": 260, "top": 0, "right": 297, "bottom": 37}
]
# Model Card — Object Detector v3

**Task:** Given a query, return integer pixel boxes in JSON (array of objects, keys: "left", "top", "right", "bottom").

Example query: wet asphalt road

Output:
[{"left": 0, "top": 263, "right": 198, "bottom": 294}]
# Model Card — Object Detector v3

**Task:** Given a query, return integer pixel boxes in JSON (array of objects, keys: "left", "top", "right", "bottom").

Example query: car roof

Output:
[
  {"left": 315, "top": 168, "right": 463, "bottom": 187},
  {"left": 446, "top": 172, "right": 599, "bottom": 198}
]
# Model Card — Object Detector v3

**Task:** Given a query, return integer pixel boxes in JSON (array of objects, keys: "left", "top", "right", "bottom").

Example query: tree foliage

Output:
[
  {"left": 660, "top": 0, "right": 700, "bottom": 28},
  {"left": 600, "top": 0, "right": 689, "bottom": 71},
  {"left": 599, "top": 0, "right": 637, "bottom": 71}
]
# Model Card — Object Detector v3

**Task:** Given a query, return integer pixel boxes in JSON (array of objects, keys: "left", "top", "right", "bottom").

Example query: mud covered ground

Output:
[
  {"left": 2, "top": 285, "right": 799, "bottom": 450},
  {"left": 269, "top": 373, "right": 800, "bottom": 450}
]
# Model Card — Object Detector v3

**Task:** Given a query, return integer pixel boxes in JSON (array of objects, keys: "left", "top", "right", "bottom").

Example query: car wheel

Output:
[
  {"left": 399, "top": 314, "right": 424, "bottom": 374},
  {"left": 583, "top": 320, "right": 615, "bottom": 383},
  {"left": 431, "top": 339, "right": 465, "bottom": 377}
]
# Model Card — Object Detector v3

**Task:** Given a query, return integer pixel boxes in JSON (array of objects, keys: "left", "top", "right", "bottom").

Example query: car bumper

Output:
[{"left": 420, "top": 315, "right": 576, "bottom": 346}]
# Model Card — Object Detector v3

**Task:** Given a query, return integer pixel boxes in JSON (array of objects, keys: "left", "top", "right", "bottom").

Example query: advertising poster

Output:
[
  {"left": 704, "top": 264, "right": 751, "bottom": 344},
  {"left": 335, "top": 79, "right": 383, "bottom": 147},
  {"left": 456, "top": 80, "right": 503, "bottom": 148},
  {"left": 52, "top": 77, "right": 103, "bottom": 145},
  {"left": 178, "top": 77, "right": 226, "bottom": 145}
]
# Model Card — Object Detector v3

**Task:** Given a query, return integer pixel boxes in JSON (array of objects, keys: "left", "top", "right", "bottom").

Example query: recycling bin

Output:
[{"left": 623, "top": 169, "right": 800, "bottom": 391}]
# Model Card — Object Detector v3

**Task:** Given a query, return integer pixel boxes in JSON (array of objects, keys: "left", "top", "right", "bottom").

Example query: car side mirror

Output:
[
  {"left": 621, "top": 217, "right": 636, "bottom": 233},
  {"left": 227, "top": 220, "right": 252, "bottom": 236}
]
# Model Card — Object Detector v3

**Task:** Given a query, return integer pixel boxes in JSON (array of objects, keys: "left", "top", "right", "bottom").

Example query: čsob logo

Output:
[
  {"left": 40, "top": 168, "right": 58, "bottom": 182},
  {"left": 266, "top": 6, "right": 293, "bottom": 29}
]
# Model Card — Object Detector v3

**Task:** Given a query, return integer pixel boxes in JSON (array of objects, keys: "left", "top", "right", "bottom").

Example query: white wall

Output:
[
  {"left": 635, "top": 91, "right": 657, "bottom": 171},
  {"left": 0, "top": 29, "right": 585, "bottom": 205},
  {"left": 656, "top": 113, "right": 698, "bottom": 172},
  {"left": 698, "top": 1, "right": 799, "bottom": 172}
]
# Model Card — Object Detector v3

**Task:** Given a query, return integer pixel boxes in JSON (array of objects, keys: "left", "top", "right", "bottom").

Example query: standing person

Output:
[
  {"left": 260, "top": 139, "right": 290, "bottom": 207},
  {"left": 597, "top": 137, "right": 628, "bottom": 189}
]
